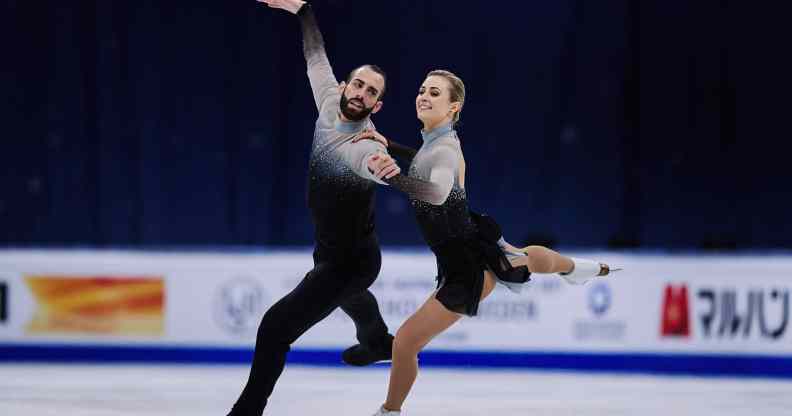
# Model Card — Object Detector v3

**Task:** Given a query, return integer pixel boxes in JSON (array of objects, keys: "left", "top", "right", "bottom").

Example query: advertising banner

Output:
[{"left": 1, "top": 250, "right": 791, "bottom": 375}]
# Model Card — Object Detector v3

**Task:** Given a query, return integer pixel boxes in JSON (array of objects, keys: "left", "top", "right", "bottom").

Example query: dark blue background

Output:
[{"left": 1, "top": 1, "right": 789, "bottom": 249}]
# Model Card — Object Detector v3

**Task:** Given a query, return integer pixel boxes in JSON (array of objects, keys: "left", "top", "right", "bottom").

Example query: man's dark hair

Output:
[{"left": 346, "top": 64, "right": 387, "bottom": 99}]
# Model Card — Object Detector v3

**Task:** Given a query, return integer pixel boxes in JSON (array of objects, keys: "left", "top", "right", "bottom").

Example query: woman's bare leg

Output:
[
  {"left": 506, "top": 245, "right": 614, "bottom": 284},
  {"left": 508, "top": 245, "right": 574, "bottom": 274},
  {"left": 382, "top": 273, "right": 498, "bottom": 411}
]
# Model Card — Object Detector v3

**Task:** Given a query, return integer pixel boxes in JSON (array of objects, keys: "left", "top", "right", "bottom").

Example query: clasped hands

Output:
[{"left": 355, "top": 129, "right": 400, "bottom": 180}]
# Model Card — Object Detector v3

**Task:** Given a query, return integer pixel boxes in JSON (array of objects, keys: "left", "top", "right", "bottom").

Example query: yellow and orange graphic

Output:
[{"left": 25, "top": 276, "right": 165, "bottom": 335}]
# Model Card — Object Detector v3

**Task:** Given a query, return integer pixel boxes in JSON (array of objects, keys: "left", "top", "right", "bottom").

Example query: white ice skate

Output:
[
  {"left": 559, "top": 257, "right": 621, "bottom": 285},
  {"left": 371, "top": 405, "right": 401, "bottom": 416}
]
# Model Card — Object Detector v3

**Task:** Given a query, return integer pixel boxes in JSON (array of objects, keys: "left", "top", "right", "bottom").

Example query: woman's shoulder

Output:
[
  {"left": 436, "top": 132, "right": 462, "bottom": 152},
  {"left": 424, "top": 136, "right": 462, "bottom": 164}
]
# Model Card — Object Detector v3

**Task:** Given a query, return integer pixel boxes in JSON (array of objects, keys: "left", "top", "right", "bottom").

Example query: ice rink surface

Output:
[{"left": 1, "top": 364, "right": 791, "bottom": 416}]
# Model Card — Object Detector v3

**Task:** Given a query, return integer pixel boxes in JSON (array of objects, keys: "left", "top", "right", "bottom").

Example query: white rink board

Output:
[{"left": 1, "top": 249, "right": 792, "bottom": 358}]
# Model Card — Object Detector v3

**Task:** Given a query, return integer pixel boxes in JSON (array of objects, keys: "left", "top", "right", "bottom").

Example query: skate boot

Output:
[
  {"left": 342, "top": 334, "right": 393, "bottom": 366},
  {"left": 559, "top": 258, "right": 621, "bottom": 285},
  {"left": 371, "top": 405, "right": 401, "bottom": 415}
]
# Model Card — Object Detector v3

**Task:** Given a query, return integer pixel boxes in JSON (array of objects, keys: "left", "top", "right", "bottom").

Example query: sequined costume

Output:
[
  {"left": 228, "top": 5, "right": 391, "bottom": 415},
  {"left": 385, "top": 123, "right": 531, "bottom": 316}
]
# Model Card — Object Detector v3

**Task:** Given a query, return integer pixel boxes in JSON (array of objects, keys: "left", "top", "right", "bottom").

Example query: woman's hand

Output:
[
  {"left": 257, "top": 0, "right": 305, "bottom": 15},
  {"left": 353, "top": 128, "right": 389, "bottom": 148}
]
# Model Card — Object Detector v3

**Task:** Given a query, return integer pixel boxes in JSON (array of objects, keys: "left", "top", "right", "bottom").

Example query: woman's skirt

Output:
[{"left": 433, "top": 212, "right": 531, "bottom": 317}]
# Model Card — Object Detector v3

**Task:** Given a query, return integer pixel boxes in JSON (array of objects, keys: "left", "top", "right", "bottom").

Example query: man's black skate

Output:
[{"left": 342, "top": 334, "right": 393, "bottom": 366}]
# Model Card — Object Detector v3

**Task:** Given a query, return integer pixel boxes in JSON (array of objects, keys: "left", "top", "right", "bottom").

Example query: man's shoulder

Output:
[{"left": 316, "top": 95, "right": 340, "bottom": 123}]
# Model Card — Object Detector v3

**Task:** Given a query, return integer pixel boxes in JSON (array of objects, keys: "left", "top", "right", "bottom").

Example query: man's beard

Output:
[{"left": 339, "top": 92, "right": 374, "bottom": 122}]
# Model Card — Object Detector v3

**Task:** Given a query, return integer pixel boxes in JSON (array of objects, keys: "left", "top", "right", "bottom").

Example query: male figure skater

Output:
[{"left": 227, "top": 1, "right": 400, "bottom": 414}]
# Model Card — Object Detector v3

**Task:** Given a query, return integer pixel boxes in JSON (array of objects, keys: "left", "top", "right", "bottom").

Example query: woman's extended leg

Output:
[
  {"left": 506, "top": 245, "right": 614, "bottom": 284},
  {"left": 507, "top": 245, "right": 574, "bottom": 273}
]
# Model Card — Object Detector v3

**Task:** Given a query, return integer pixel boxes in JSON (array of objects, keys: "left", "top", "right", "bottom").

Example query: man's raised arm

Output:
[{"left": 260, "top": 0, "right": 338, "bottom": 112}]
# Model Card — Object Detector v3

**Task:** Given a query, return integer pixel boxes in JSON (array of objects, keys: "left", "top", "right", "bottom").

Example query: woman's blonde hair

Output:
[{"left": 427, "top": 69, "right": 465, "bottom": 125}]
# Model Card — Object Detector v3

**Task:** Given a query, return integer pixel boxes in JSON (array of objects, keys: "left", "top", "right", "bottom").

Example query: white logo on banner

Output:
[
  {"left": 573, "top": 282, "right": 626, "bottom": 340},
  {"left": 213, "top": 278, "right": 269, "bottom": 338},
  {"left": 588, "top": 283, "right": 611, "bottom": 316}
]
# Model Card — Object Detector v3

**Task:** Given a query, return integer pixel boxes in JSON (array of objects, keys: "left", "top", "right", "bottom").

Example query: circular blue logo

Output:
[{"left": 588, "top": 283, "right": 611, "bottom": 317}]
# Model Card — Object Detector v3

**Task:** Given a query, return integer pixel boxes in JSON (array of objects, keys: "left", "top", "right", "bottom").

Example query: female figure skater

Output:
[{"left": 359, "top": 69, "right": 618, "bottom": 415}]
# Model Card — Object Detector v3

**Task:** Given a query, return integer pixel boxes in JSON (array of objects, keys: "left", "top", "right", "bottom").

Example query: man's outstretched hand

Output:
[{"left": 257, "top": 0, "right": 305, "bottom": 15}]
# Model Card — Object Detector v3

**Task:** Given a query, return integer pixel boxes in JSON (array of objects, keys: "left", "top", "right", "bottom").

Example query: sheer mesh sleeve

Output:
[
  {"left": 339, "top": 139, "right": 388, "bottom": 184},
  {"left": 298, "top": 4, "right": 338, "bottom": 113},
  {"left": 384, "top": 144, "right": 458, "bottom": 205}
]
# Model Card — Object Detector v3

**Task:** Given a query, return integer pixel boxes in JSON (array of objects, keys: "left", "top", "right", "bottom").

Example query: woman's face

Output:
[{"left": 416, "top": 75, "right": 458, "bottom": 127}]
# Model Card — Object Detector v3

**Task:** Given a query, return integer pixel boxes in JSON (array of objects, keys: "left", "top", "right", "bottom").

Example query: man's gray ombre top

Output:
[{"left": 298, "top": 4, "right": 386, "bottom": 252}]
